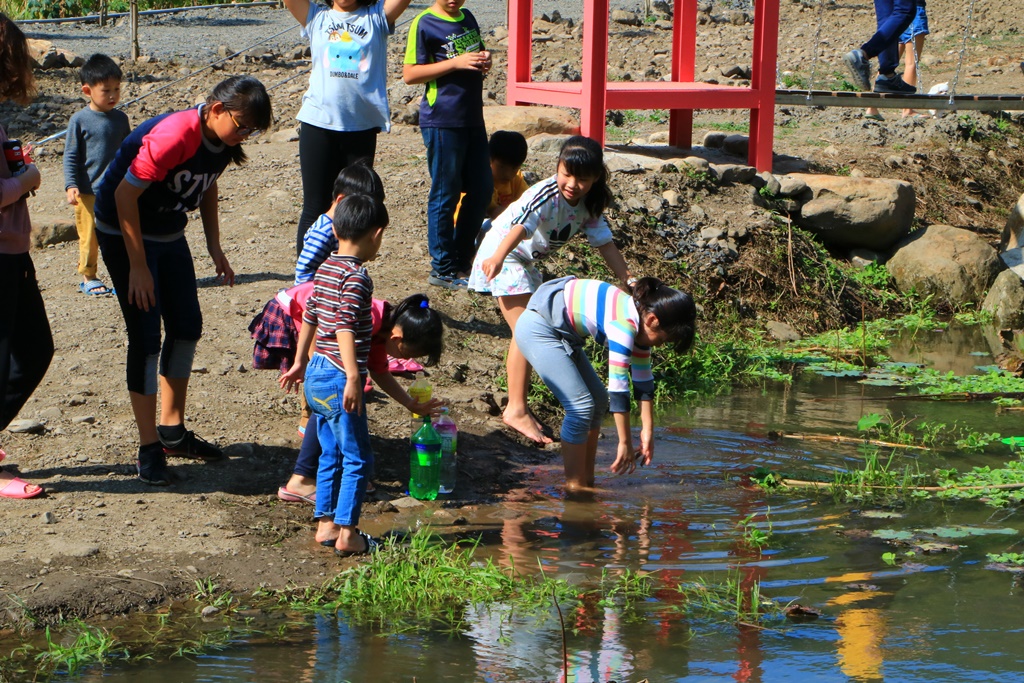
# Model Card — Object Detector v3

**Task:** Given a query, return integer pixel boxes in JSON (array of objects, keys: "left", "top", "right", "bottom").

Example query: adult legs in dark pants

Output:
[
  {"left": 422, "top": 126, "right": 494, "bottom": 286},
  {"left": 844, "top": 0, "right": 917, "bottom": 93},
  {"left": 296, "top": 123, "right": 378, "bottom": 255},
  {"left": 0, "top": 253, "right": 53, "bottom": 498}
]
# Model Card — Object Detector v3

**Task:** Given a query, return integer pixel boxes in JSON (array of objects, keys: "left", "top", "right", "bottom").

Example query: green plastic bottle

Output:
[{"left": 409, "top": 415, "right": 441, "bottom": 501}]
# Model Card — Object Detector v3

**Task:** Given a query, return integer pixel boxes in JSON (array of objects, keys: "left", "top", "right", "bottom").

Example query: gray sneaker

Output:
[{"left": 842, "top": 49, "right": 872, "bottom": 92}]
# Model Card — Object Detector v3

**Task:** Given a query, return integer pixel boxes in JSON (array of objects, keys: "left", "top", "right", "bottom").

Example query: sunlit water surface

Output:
[{"left": 80, "top": 327, "right": 1024, "bottom": 682}]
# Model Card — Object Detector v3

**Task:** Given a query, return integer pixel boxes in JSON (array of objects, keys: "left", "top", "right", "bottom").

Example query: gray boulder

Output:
[
  {"left": 794, "top": 174, "right": 914, "bottom": 251},
  {"left": 982, "top": 270, "right": 1024, "bottom": 328},
  {"left": 887, "top": 224, "right": 1003, "bottom": 307}
]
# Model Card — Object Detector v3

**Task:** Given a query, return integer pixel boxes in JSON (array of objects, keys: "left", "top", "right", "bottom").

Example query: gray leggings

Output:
[{"left": 515, "top": 309, "right": 609, "bottom": 444}]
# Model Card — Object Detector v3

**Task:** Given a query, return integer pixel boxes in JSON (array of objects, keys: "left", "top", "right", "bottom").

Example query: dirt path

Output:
[{"left": 1, "top": 1, "right": 1023, "bottom": 628}]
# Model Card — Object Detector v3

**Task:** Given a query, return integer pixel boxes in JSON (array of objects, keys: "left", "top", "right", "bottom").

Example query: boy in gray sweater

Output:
[{"left": 63, "top": 54, "right": 131, "bottom": 296}]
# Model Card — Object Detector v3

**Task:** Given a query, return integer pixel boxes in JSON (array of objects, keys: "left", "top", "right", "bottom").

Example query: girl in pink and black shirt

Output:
[{"left": 94, "top": 76, "right": 272, "bottom": 486}]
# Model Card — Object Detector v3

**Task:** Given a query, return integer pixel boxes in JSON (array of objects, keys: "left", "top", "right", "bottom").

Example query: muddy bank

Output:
[{"left": 1, "top": 1, "right": 1023, "bottom": 632}]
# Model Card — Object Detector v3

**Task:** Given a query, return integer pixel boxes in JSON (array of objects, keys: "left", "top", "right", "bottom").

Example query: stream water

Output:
[{"left": 76, "top": 327, "right": 1024, "bottom": 681}]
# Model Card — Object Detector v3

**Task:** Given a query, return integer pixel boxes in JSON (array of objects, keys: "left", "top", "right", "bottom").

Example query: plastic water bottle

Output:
[
  {"left": 409, "top": 415, "right": 441, "bottom": 501},
  {"left": 433, "top": 407, "right": 457, "bottom": 494},
  {"left": 408, "top": 372, "right": 432, "bottom": 434}
]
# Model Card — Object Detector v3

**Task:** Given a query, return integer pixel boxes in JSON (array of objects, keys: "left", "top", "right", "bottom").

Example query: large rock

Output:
[
  {"left": 482, "top": 105, "right": 579, "bottom": 138},
  {"left": 794, "top": 174, "right": 914, "bottom": 251},
  {"left": 31, "top": 218, "right": 77, "bottom": 248},
  {"left": 982, "top": 270, "right": 1024, "bottom": 328},
  {"left": 887, "top": 224, "right": 1003, "bottom": 307}
]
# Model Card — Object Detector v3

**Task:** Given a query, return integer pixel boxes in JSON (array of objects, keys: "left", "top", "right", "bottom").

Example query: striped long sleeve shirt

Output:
[
  {"left": 303, "top": 254, "right": 373, "bottom": 375},
  {"left": 294, "top": 212, "right": 337, "bottom": 285},
  {"left": 562, "top": 278, "right": 655, "bottom": 413}
]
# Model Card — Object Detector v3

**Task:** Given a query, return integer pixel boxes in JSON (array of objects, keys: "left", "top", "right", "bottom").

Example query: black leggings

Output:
[
  {"left": 296, "top": 122, "right": 379, "bottom": 255},
  {"left": 0, "top": 253, "right": 54, "bottom": 431}
]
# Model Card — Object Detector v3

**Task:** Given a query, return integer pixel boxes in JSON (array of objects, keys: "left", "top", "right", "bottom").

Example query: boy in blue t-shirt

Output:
[{"left": 403, "top": 0, "right": 494, "bottom": 290}]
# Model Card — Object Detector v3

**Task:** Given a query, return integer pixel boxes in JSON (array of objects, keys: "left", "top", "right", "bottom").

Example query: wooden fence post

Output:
[{"left": 130, "top": 0, "right": 139, "bottom": 61}]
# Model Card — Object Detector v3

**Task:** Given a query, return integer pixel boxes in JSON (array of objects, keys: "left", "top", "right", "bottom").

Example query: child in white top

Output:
[{"left": 467, "top": 136, "right": 634, "bottom": 444}]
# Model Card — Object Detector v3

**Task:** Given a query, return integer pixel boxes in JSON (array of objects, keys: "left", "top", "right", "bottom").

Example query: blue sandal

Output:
[{"left": 80, "top": 279, "right": 113, "bottom": 296}]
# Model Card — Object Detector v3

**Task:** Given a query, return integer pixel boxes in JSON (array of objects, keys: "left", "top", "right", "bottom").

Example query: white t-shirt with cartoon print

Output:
[{"left": 297, "top": 2, "right": 392, "bottom": 133}]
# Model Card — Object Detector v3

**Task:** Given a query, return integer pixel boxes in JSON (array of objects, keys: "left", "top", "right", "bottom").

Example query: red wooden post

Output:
[
  {"left": 580, "top": 0, "right": 610, "bottom": 144},
  {"left": 668, "top": 0, "right": 697, "bottom": 148},
  {"left": 748, "top": 0, "right": 779, "bottom": 170},
  {"left": 506, "top": 0, "right": 534, "bottom": 105}
]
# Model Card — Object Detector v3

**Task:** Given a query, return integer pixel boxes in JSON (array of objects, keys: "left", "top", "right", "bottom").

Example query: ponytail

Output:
[{"left": 633, "top": 277, "right": 696, "bottom": 352}]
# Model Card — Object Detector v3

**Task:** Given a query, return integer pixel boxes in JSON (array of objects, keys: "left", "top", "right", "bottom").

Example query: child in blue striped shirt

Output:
[{"left": 295, "top": 162, "right": 385, "bottom": 285}]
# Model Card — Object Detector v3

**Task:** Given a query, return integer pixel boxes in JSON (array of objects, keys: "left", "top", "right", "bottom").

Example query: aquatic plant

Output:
[
  {"left": 672, "top": 572, "right": 785, "bottom": 625},
  {"left": 736, "top": 510, "right": 773, "bottom": 549},
  {"left": 34, "top": 621, "right": 130, "bottom": 676}
]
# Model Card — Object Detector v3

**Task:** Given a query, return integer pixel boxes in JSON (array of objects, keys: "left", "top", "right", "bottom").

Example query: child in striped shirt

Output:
[
  {"left": 280, "top": 193, "right": 389, "bottom": 557},
  {"left": 294, "top": 162, "right": 385, "bottom": 285},
  {"left": 514, "top": 276, "right": 696, "bottom": 494}
]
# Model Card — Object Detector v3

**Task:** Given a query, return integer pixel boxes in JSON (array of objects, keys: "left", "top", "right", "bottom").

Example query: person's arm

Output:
[
  {"left": 596, "top": 241, "right": 633, "bottom": 290},
  {"left": 113, "top": 179, "right": 155, "bottom": 311},
  {"left": 280, "top": 320, "right": 316, "bottom": 393},
  {"left": 481, "top": 224, "right": 528, "bottom": 280},
  {"left": 610, "top": 411, "right": 637, "bottom": 475},
  {"left": 337, "top": 331, "right": 363, "bottom": 415},
  {"left": 370, "top": 370, "right": 443, "bottom": 414},
  {"left": 282, "top": 0, "right": 311, "bottom": 26},
  {"left": 383, "top": 0, "right": 413, "bottom": 26},
  {"left": 403, "top": 51, "right": 490, "bottom": 85},
  {"left": 63, "top": 117, "right": 80, "bottom": 205},
  {"left": 295, "top": 220, "right": 333, "bottom": 284},
  {"left": 637, "top": 399, "right": 654, "bottom": 465},
  {"left": 198, "top": 179, "right": 233, "bottom": 286},
  {"left": 0, "top": 164, "right": 40, "bottom": 210}
]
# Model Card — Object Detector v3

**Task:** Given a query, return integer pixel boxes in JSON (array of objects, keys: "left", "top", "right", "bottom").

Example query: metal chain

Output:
[
  {"left": 806, "top": 0, "right": 827, "bottom": 100},
  {"left": 949, "top": 0, "right": 977, "bottom": 104}
]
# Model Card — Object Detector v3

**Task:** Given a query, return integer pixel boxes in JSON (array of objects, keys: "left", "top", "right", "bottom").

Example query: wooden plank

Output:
[{"left": 775, "top": 89, "right": 1024, "bottom": 110}]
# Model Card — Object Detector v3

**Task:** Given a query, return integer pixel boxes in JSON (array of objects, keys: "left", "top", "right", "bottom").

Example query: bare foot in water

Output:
[{"left": 503, "top": 409, "right": 553, "bottom": 444}]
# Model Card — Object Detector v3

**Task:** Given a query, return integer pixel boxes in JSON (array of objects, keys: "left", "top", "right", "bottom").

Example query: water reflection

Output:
[{"left": 79, "top": 327, "right": 1024, "bottom": 682}]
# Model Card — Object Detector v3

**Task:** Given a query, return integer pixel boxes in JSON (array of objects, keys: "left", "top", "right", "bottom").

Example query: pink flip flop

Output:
[
  {"left": 0, "top": 476, "right": 44, "bottom": 499},
  {"left": 277, "top": 486, "right": 315, "bottom": 505},
  {"left": 387, "top": 357, "right": 423, "bottom": 374}
]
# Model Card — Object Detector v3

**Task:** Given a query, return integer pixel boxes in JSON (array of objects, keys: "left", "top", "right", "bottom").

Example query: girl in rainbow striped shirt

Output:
[{"left": 515, "top": 276, "right": 696, "bottom": 493}]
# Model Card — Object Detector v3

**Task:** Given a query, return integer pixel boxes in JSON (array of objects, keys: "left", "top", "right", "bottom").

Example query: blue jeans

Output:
[
  {"left": 421, "top": 126, "right": 493, "bottom": 277},
  {"left": 514, "top": 309, "right": 609, "bottom": 445},
  {"left": 303, "top": 354, "right": 372, "bottom": 526},
  {"left": 861, "top": 0, "right": 917, "bottom": 75}
]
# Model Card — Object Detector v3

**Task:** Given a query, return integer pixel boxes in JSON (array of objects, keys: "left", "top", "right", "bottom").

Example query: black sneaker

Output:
[
  {"left": 161, "top": 430, "right": 224, "bottom": 460},
  {"left": 138, "top": 446, "right": 171, "bottom": 486},
  {"left": 873, "top": 73, "right": 916, "bottom": 94},
  {"left": 842, "top": 49, "right": 872, "bottom": 92}
]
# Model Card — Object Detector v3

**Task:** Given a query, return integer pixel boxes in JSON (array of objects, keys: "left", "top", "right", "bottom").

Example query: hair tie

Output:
[{"left": 420, "top": 299, "right": 430, "bottom": 309}]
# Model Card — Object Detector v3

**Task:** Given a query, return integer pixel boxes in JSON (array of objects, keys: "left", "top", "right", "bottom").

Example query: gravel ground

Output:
[{"left": 18, "top": 1, "right": 643, "bottom": 62}]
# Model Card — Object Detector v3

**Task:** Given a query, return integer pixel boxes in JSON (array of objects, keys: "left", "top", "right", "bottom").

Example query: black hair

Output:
[
  {"left": 558, "top": 135, "right": 612, "bottom": 218},
  {"left": 386, "top": 294, "right": 444, "bottom": 366},
  {"left": 79, "top": 53, "right": 122, "bottom": 86},
  {"left": 332, "top": 160, "right": 385, "bottom": 203},
  {"left": 489, "top": 130, "right": 528, "bottom": 167},
  {"left": 205, "top": 76, "right": 273, "bottom": 165},
  {"left": 332, "top": 193, "right": 389, "bottom": 242},
  {"left": 632, "top": 277, "right": 696, "bottom": 352}
]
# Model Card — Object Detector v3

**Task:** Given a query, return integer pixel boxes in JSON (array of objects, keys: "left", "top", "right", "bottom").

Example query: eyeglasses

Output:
[{"left": 228, "top": 110, "right": 261, "bottom": 138}]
